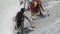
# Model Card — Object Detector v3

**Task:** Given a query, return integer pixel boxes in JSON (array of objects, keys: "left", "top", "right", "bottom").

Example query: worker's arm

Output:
[
  {"left": 39, "top": 4, "right": 44, "bottom": 11},
  {"left": 38, "top": 0, "right": 44, "bottom": 11}
]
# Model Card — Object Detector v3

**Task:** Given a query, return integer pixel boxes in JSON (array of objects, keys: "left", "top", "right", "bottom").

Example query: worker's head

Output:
[{"left": 33, "top": 1, "right": 38, "bottom": 7}]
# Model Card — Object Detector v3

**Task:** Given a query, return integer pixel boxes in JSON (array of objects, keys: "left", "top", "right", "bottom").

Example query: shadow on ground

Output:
[
  {"left": 36, "top": 14, "right": 46, "bottom": 18},
  {"left": 24, "top": 29, "right": 34, "bottom": 34},
  {"left": 17, "top": 29, "right": 34, "bottom": 34}
]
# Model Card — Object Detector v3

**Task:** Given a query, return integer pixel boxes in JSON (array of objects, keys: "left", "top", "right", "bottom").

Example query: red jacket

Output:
[{"left": 29, "top": 0, "right": 42, "bottom": 16}]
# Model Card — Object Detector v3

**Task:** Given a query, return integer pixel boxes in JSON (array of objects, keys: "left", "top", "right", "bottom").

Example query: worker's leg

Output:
[{"left": 21, "top": 22, "right": 24, "bottom": 34}]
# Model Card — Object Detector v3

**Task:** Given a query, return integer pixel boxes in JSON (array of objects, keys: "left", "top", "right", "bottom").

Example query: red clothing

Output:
[
  {"left": 29, "top": 4, "right": 40, "bottom": 16},
  {"left": 29, "top": 5, "right": 34, "bottom": 16},
  {"left": 29, "top": 0, "right": 42, "bottom": 16}
]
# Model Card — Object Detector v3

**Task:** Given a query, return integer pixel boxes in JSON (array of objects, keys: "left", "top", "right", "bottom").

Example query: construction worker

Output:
[
  {"left": 29, "top": 0, "right": 45, "bottom": 18},
  {"left": 15, "top": 8, "right": 35, "bottom": 34},
  {"left": 14, "top": 0, "right": 35, "bottom": 33}
]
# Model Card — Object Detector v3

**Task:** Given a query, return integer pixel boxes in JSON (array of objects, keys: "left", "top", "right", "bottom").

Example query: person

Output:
[
  {"left": 15, "top": 8, "right": 25, "bottom": 34},
  {"left": 15, "top": 8, "right": 35, "bottom": 34},
  {"left": 19, "top": 0, "right": 34, "bottom": 28},
  {"left": 29, "top": 0, "right": 45, "bottom": 17}
]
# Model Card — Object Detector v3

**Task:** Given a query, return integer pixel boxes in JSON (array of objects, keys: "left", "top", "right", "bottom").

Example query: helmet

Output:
[{"left": 33, "top": 1, "right": 38, "bottom": 7}]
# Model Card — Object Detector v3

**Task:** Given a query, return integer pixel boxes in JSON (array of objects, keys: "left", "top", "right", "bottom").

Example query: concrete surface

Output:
[{"left": 0, "top": 0, "right": 60, "bottom": 34}]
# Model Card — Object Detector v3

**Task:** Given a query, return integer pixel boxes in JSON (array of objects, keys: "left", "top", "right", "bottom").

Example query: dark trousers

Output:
[{"left": 17, "top": 20, "right": 24, "bottom": 34}]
